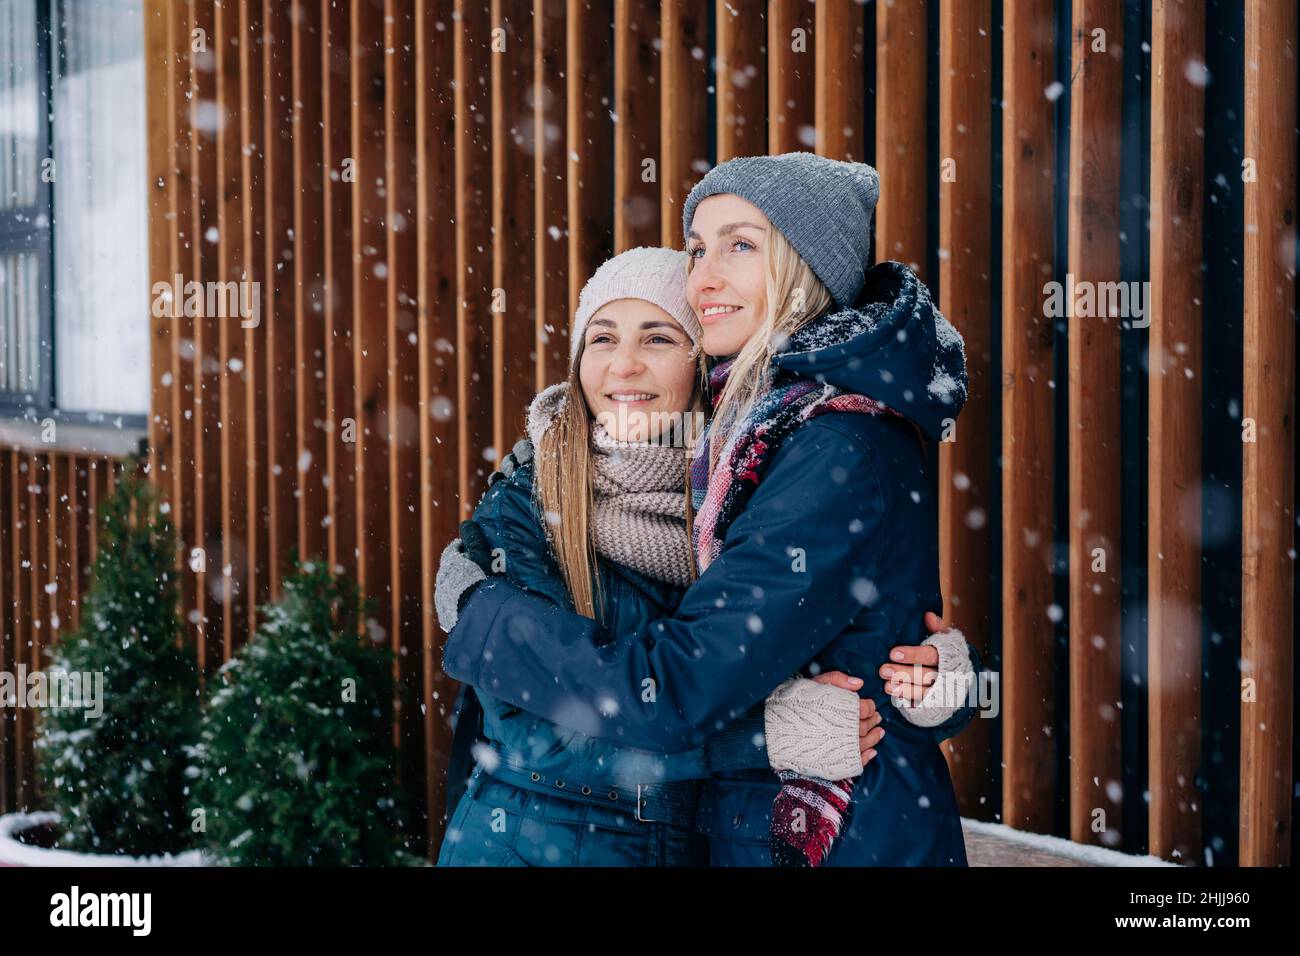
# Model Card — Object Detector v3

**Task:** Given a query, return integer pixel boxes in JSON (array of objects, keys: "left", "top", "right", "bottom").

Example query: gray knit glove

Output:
[
  {"left": 892, "top": 627, "right": 975, "bottom": 728},
  {"left": 763, "top": 677, "right": 862, "bottom": 780},
  {"left": 435, "top": 538, "right": 487, "bottom": 633}
]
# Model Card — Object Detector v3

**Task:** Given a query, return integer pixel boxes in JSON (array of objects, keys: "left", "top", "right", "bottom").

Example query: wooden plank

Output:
[
  {"left": 1239, "top": 0, "right": 1296, "bottom": 867},
  {"left": 533, "top": 0, "right": 569, "bottom": 389},
  {"left": 145, "top": 0, "right": 176, "bottom": 493},
  {"left": 262, "top": 0, "right": 298, "bottom": 597},
  {"left": 170, "top": 0, "right": 199, "bottom": 637},
  {"left": 385, "top": 0, "right": 424, "bottom": 808},
  {"left": 353, "top": 0, "right": 390, "bottom": 605},
  {"left": 937, "top": 0, "right": 994, "bottom": 818},
  {"left": 1066, "top": 0, "right": 1125, "bottom": 849},
  {"left": 814, "top": 0, "right": 865, "bottom": 163},
  {"left": 416, "top": 0, "right": 463, "bottom": 855},
  {"left": 1000, "top": 0, "right": 1057, "bottom": 835},
  {"left": 874, "top": 0, "right": 925, "bottom": 270},
  {"left": 767, "top": 0, "right": 815, "bottom": 153},
  {"left": 492, "top": 0, "right": 538, "bottom": 454},
  {"left": 8, "top": 452, "right": 30, "bottom": 807},
  {"left": 1148, "top": 0, "right": 1204, "bottom": 863},
  {"left": 716, "top": 0, "right": 767, "bottom": 162},
  {"left": 240, "top": 0, "right": 268, "bottom": 633},
  {"left": 457, "top": 0, "right": 497, "bottom": 513},
  {"left": 613, "top": 0, "right": 661, "bottom": 251},
  {"left": 216, "top": 0, "right": 250, "bottom": 660},
  {"left": 322, "top": 0, "right": 357, "bottom": 583},
  {"left": 293, "top": 0, "right": 328, "bottom": 570},
  {"left": 191, "top": 0, "right": 223, "bottom": 668},
  {"left": 26, "top": 454, "right": 47, "bottom": 806},
  {"left": 659, "top": 0, "right": 708, "bottom": 246}
]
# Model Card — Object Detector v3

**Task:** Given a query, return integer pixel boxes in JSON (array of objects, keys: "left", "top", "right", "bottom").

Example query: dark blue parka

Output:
[{"left": 444, "top": 261, "right": 979, "bottom": 865}]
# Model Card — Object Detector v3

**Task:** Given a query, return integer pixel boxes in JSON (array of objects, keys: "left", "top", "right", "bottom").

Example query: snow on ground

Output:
[
  {"left": 962, "top": 817, "right": 1180, "bottom": 868},
  {"left": 0, "top": 813, "right": 209, "bottom": 867}
]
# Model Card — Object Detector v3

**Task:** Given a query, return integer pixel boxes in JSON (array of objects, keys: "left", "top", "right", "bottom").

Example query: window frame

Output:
[{"left": 0, "top": 0, "right": 148, "bottom": 432}]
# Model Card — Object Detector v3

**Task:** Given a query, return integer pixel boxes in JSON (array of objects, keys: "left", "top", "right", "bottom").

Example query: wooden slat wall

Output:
[
  {"left": 0, "top": 451, "right": 122, "bottom": 814},
  {"left": 3, "top": 0, "right": 1292, "bottom": 864},
  {"left": 1239, "top": 0, "right": 1296, "bottom": 868}
]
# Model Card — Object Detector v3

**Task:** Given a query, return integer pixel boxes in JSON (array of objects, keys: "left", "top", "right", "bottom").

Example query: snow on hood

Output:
[
  {"left": 773, "top": 260, "right": 968, "bottom": 442},
  {"left": 525, "top": 381, "right": 569, "bottom": 451}
]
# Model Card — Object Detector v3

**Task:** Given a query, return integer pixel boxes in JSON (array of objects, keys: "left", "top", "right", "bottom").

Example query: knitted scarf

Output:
[
  {"left": 588, "top": 422, "right": 694, "bottom": 589},
  {"left": 688, "top": 353, "right": 900, "bottom": 868},
  {"left": 526, "top": 383, "right": 694, "bottom": 590}
]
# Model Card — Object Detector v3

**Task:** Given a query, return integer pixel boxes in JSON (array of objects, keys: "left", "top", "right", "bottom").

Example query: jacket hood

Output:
[
  {"left": 526, "top": 382, "right": 569, "bottom": 451},
  {"left": 772, "top": 260, "right": 967, "bottom": 441}
]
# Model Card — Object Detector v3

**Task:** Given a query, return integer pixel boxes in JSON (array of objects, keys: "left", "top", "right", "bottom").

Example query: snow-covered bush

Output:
[
  {"left": 34, "top": 458, "right": 200, "bottom": 857},
  {"left": 187, "top": 559, "right": 416, "bottom": 865}
]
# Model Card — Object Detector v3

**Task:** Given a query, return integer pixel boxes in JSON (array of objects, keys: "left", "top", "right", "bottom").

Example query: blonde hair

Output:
[
  {"left": 534, "top": 336, "right": 709, "bottom": 621},
  {"left": 692, "top": 225, "right": 834, "bottom": 474}
]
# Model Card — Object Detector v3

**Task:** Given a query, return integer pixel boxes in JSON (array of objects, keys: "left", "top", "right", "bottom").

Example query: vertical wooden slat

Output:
[
  {"left": 453, "top": 0, "right": 497, "bottom": 516},
  {"left": 417, "top": 0, "right": 462, "bottom": 854},
  {"left": 294, "top": 0, "right": 328, "bottom": 570},
  {"left": 192, "top": 0, "right": 223, "bottom": 667},
  {"left": 937, "top": 0, "right": 994, "bottom": 821},
  {"left": 716, "top": 0, "right": 767, "bottom": 163},
  {"left": 263, "top": 0, "right": 297, "bottom": 597},
  {"left": 240, "top": 0, "right": 267, "bottom": 633},
  {"left": 492, "top": 1, "right": 538, "bottom": 451},
  {"left": 26, "top": 454, "right": 46, "bottom": 806},
  {"left": 659, "top": 0, "right": 708, "bottom": 247},
  {"left": 71, "top": 459, "right": 88, "bottom": 633},
  {"left": 216, "top": 0, "right": 250, "bottom": 659},
  {"left": 146, "top": 0, "right": 176, "bottom": 493},
  {"left": 1239, "top": 0, "right": 1296, "bottom": 868},
  {"left": 1067, "top": 0, "right": 1125, "bottom": 848},
  {"left": 814, "top": 0, "right": 865, "bottom": 163},
  {"left": 172, "top": 0, "right": 199, "bottom": 632},
  {"left": 767, "top": 0, "right": 815, "bottom": 153},
  {"left": 8, "top": 452, "right": 29, "bottom": 807},
  {"left": 322, "top": 0, "right": 357, "bottom": 584},
  {"left": 352, "top": 0, "right": 389, "bottom": 615},
  {"left": 1001, "top": 0, "right": 1057, "bottom": 835},
  {"left": 874, "top": 0, "right": 926, "bottom": 271},
  {"left": 566, "top": 1, "right": 615, "bottom": 314},
  {"left": 1148, "top": 0, "right": 1204, "bottom": 863},
  {"left": 384, "top": 0, "right": 424, "bottom": 813},
  {"left": 533, "top": 0, "right": 569, "bottom": 389},
  {"left": 613, "top": 0, "right": 662, "bottom": 251}
]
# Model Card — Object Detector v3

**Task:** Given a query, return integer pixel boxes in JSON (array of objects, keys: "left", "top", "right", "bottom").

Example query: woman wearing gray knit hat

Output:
[
  {"left": 436, "top": 245, "right": 893, "bottom": 867},
  {"left": 439, "top": 155, "right": 982, "bottom": 868}
]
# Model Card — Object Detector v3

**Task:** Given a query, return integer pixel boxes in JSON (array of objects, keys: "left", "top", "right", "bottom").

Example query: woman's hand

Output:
[
  {"left": 879, "top": 612, "right": 978, "bottom": 730},
  {"left": 811, "top": 671, "right": 884, "bottom": 767}
]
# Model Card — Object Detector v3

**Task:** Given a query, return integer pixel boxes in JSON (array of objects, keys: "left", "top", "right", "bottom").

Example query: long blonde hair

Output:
[
  {"left": 534, "top": 338, "right": 709, "bottom": 621},
  {"left": 694, "top": 225, "right": 834, "bottom": 474}
]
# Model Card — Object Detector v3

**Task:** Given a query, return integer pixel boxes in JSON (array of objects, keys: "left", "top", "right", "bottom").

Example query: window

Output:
[{"left": 0, "top": 0, "right": 149, "bottom": 425}]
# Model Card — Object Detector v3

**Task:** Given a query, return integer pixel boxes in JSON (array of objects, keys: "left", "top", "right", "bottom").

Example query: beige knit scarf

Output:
[{"left": 527, "top": 384, "right": 695, "bottom": 589}]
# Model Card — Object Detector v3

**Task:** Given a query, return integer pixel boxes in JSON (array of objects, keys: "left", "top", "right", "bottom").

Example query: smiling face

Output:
[
  {"left": 577, "top": 298, "right": 699, "bottom": 442},
  {"left": 685, "top": 193, "right": 771, "bottom": 357}
]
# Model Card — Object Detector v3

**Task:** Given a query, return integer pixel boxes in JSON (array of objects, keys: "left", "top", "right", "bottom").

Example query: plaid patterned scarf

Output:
[{"left": 688, "top": 357, "right": 899, "bottom": 867}]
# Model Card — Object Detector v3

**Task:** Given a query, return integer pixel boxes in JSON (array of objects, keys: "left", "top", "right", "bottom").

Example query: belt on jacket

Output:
[{"left": 481, "top": 759, "right": 700, "bottom": 829}]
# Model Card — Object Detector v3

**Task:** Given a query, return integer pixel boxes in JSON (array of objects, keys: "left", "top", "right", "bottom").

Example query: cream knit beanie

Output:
[{"left": 570, "top": 246, "right": 703, "bottom": 362}]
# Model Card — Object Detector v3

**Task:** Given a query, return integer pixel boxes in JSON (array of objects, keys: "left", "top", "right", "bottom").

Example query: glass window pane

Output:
[
  {"left": 0, "top": 0, "right": 39, "bottom": 211},
  {"left": 51, "top": 0, "right": 149, "bottom": 416},
  {"left": 0, "top": 250, "right": 40, "bottom": 394}
]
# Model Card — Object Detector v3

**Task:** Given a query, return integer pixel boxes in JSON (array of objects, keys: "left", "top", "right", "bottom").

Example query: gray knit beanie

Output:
[
  {"left": 571, "top": 246, "right": 703, "bottom": 363},
  {"left": 681, "top": 152, "right": 881, "bottom": 309}
]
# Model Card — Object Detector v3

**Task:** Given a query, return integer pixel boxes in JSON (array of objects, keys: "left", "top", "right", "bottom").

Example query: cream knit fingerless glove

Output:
[
  {"left": 893, "top": 627, "right": 975, "bottom": 728},
  {"left": 763, "top": 677, "right": 862, "bottom": 780}
]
